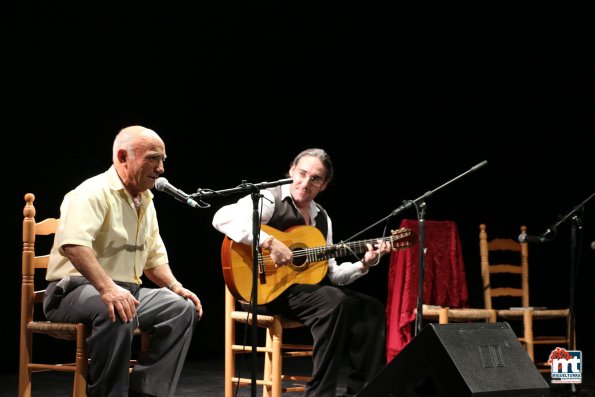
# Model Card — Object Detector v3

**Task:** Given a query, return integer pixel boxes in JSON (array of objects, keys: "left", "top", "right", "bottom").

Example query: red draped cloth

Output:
[{"left": 385, "top": 219, "right": 468, "bottom": 362}]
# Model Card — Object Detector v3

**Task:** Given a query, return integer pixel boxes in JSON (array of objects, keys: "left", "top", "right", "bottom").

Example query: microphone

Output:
[
  {"left": 518, "top": 229, "right": 552, "bottom": 244},
  {"left": 154, "top": 177, "right": 199, "bottom": 208}
]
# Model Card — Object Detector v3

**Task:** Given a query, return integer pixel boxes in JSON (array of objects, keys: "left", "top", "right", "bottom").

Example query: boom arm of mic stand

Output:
[
  {"left": 189, "top": 178, "right": 293, "bottom": 199},
  {"left": 541, "top": 192, "right": 595, "bottom": 235},
  {"left": 188, "top": 178, "right": 293, "bottom": 200}
]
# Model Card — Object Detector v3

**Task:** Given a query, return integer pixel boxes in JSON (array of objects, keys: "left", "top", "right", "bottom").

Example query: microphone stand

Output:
[
  {"left": 345, "top": 160, "right": 488, "bottom": 337},
  {"left": 191, "top": 178, "right": 293, "bottom": 397},
  {"left": 533, "top": 192, "right": 594, "bottom": 395}
]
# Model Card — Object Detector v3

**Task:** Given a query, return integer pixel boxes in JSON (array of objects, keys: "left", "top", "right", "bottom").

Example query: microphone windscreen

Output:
[{"left": 155, "top": 177, "right": 168, "bottom": 191}]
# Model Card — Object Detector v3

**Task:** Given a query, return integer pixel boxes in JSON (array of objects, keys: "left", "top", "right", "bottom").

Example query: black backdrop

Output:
[{"left": 4, "top": 2, "right": 594, "bottom": 374}]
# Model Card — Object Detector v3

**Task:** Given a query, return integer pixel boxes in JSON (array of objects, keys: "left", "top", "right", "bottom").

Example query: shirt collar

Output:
[
  {"left": 107, "top": 165, "right": 154, "bottom": 200},
  {"left": 280, "top": 183, "right": 319, "bottom": 218}
]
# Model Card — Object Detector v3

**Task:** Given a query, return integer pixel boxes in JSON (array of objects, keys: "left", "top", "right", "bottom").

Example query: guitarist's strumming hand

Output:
[
  {"left": 263, "top": 236, "right": 293, "bottom": 267},
  {"left": 361, "top": 239, "right": 394, "bottom": 270}
]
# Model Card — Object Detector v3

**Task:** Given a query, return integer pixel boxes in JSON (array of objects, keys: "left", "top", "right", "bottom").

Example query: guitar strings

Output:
[{"left": 258, "top": 229, "right": 411, "bottom": 270}]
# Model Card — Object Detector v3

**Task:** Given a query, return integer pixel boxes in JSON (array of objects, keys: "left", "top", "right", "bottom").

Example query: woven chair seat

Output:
[
  {"left": 27, "top": 321, "right": 78, "bottom": 341},
  {"left": 27, "top": 321, "right": 145, "bottom": 340},
  {"left": 497, "top": 308, "right": 570, "bottom": 320},
  {"left": 447, "top": 308, "right": 495, "bottom": 321},
  {"left": 419, "top": 304, "right": 495, "bottom": 323},
  {"left": 418, "top": 305, "right": 444, "bottom": 320},
  {"left": 230, "top": 311, "right": 305, "bottom": 329}
]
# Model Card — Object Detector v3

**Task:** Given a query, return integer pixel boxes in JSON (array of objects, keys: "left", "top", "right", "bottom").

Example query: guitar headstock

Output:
[{"left": 390, "top": 227, "right": 417, "bottom": 249}]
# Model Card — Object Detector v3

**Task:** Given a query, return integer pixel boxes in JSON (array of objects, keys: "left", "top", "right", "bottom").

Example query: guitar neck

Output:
[{"left": 310, "top": 236, "right": 395, "bottom": 261}]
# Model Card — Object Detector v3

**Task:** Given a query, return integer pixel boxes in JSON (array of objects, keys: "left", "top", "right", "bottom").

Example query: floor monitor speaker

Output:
[{"left": 357, "top": 322, "right": 550, "bottom": 396}]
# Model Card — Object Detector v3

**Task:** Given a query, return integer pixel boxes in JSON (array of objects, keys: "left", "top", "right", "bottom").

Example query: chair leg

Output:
[
  {"left": 568, "top": 315, "right": 576, "bottom": 351},
  {"left": 74, "top": 323, "right": 88, "bottom": 397},
  {"left": 18, "top": 330, "right": 32, "bottom": 397},
  {"left": 488, "top": 310, "right": 497, "bottom": 323},
  {"left": 266, "top": 320, "right": 282, "bottom": 397},
  {"left": 225, "top": 303, "right": 235, "bottom": 397},
  {"left": 438, "top": 307, "right": 449, "bottom": 324},
  {"left": 263, "top": 326, "right": 273, "bottom": 397},
  {"left": 523, "top": 309, "right": 535, "bottom": 362}
]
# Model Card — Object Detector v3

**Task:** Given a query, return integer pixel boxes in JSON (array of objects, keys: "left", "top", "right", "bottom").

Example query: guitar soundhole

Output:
[{"left": 290, "top": 246, "right": 308, "bottom": 269}]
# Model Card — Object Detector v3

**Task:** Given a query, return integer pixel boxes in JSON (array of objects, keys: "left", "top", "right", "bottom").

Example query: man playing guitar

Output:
[{"left": 213, "top": 148, "right": 402, "bottom": 397}]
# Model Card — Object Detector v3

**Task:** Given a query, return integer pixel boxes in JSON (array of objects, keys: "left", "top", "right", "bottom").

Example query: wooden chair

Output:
[
  {"left": 480, "top": 223, "right": 573, "bottom": 372},
  {"left": 19, "top": 193, "right": 147, "bottom": 397},
  {"left": 225, "top": 286, "right": 313, "bottom": 397}
]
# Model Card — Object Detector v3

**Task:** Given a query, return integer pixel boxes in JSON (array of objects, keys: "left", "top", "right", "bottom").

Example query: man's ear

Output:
[{"left": 117, "top": 149, "right": 127, "bottom": 163}]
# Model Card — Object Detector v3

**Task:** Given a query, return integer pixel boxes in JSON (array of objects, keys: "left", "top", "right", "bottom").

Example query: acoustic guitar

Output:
[{"left": 221, "top": 224, "right": 416, "bottom": 304}]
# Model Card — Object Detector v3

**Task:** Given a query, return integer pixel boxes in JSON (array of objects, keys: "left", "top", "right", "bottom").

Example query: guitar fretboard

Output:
[{"left": 296, "top": 233, "right": 411, "bottom": 262}]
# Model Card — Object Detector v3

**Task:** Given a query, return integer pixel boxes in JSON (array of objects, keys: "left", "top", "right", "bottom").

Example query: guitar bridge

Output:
[{"left": 258, "top": 255, "right": 267, "bottom": 284}]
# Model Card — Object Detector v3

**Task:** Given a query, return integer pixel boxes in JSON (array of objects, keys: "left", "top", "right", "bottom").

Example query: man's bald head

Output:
[{"left": 112, "top": 125, "right": 163, "bottom": 163}]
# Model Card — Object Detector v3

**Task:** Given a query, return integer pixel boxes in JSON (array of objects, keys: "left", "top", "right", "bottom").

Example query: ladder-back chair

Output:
[{"left": 480, "top": 223, "right": 572, "bottom": 372}]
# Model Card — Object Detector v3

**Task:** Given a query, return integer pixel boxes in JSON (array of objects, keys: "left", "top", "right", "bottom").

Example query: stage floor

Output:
[{"left": 2, "top": 355, "right": 592, "bottom": 396}]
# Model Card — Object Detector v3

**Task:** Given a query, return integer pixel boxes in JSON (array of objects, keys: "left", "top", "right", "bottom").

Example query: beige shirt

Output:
[{"left": 46, "top": 166, "right": 168, "bottom": 283}]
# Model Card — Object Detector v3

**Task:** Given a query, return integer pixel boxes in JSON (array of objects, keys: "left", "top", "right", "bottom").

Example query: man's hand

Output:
[
  {"left": 169, "top": 283, "right": 204, "bottom": 320},
  {"left": 100, "top": 285, "right": 140, "bottom": 323},
  {"left": 267, "top": 237, "right": 293, "bottom": 267},
  {"left": 361, "top": 239, "right": 394, "bottom": 268}
]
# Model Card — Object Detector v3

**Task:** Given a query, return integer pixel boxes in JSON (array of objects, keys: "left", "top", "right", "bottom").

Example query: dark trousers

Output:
[
  {"left": 265, "top": 284, "right": 386, "bottom": 397},
  {"left": 44, "top": 277, "right": 198, "bottom": 397}
]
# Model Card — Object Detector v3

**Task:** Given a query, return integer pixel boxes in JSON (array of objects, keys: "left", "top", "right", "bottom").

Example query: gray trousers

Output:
[{"left": 44, "top": 277, "right": 198, "bottom": 397}]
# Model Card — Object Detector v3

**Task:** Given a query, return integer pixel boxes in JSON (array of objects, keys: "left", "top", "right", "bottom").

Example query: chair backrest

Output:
[
  {"left": 20, "top": 193, "right": 61, "bottom": 339},
  {"left": 480, "top": 223, "right": 530, "bottom": 310},
  {"left": 19, "top": 193, "right": 88, "bottom": 397}
]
